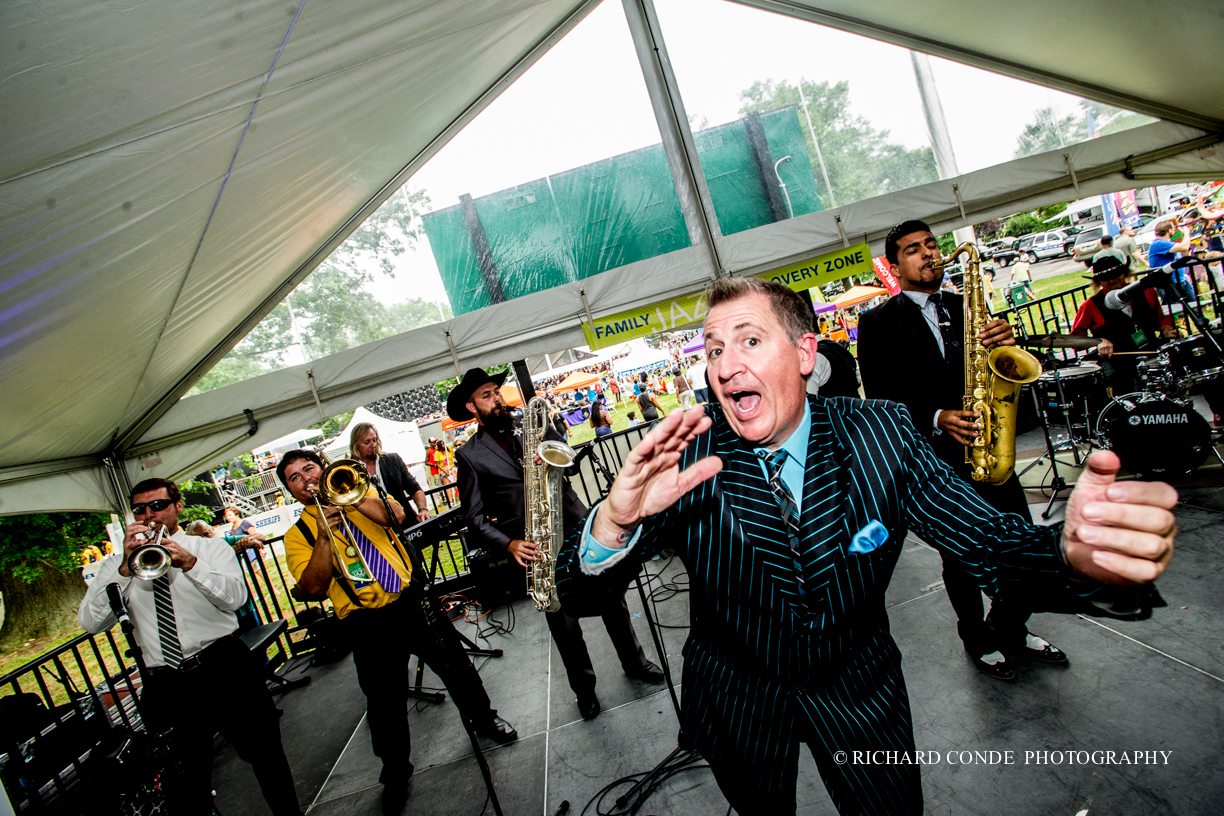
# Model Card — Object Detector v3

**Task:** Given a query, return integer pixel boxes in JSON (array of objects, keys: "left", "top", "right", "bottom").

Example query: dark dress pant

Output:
[
  {"left": 347, "top": 591, "right": 495, "bottom": 784},
  {"left": 710, "top": 640, "right": 922, "bottom": 816},
  {"left": 938, "top": 463, "right": 1034, "bottom": 654},
  {"left": 547, "top": 595, "right": 651, "bottom": 695},
  {"left": 140, "top": 635, "right": 301, "bottom": 816}
]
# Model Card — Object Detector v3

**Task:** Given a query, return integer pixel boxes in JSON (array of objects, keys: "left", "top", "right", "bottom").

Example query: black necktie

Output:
[{"left": 931, "top": 292, "right": 960, "bottom": 360}]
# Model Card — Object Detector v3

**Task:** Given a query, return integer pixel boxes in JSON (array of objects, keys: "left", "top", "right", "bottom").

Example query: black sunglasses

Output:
[{"left": 131, "top": 498, "right": 175, "bottom": 514}]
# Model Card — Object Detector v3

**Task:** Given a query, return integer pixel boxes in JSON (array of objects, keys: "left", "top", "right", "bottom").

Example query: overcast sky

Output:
[{"left": 368, "top": 0, "right": 1093, "bottom": 306}]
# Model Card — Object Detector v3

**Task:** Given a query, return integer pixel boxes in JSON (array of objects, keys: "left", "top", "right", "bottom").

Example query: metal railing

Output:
[
  {"left": 0, "top": 627, "right": 145, "bottom": 811},
  {"left": 995, "top": 260, "right": 1222, "bottom": 358}
]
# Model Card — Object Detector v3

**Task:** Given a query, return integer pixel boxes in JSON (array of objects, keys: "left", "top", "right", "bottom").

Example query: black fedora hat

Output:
[
  {"left": 1084, "top": 254, "right": 1130, "bottom": 282},
  {"left": 447, "top": 367, "right": 508, "bottom": 422}
]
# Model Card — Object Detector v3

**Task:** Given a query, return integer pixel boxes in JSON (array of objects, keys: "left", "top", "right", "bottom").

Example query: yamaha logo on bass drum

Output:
[{"left": 1127, "top": 412, "right": 1190, "bottom": 427}]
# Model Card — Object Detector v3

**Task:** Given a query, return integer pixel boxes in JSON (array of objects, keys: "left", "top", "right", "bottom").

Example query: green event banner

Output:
[{"left": 581, "top": 242, "right": 871, "bottom": 350}]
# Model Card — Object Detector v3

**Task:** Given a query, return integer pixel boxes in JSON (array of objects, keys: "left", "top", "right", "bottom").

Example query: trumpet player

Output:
[
  {"left": 449, "top": 368, "right": 663, "bottom": 723},
  {"left": 857, "top": 220, "right": 1067, "bottom": 682},
  {"left": 77, "top": 478, "right": 302, "bottom": 816},
  {"left": 277, "top": 449, "right": 517, "bottom": 816}
]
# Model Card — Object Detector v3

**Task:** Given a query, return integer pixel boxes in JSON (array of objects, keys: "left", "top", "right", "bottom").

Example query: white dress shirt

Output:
[{"left": 78, "top": 529, "right": 248, "bottom": 668}]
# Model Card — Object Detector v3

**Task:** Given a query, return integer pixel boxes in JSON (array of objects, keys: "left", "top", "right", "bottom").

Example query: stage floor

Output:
[{"left": 211, "top": 480, "right": 1224, "bottom": 816}]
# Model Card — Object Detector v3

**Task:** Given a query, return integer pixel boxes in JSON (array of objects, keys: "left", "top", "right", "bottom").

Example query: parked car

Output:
[
  {"left": 1016, "top": 229, "right": 1074, "bottom": 263},
  {"left": 981, "top": 239, "right": 1020, "bottom": 267},
  {"left": 1061, "top": 225, "right": 1084, "bottom": 255},
  {"left": 1072, "top": 227, "right": 1106, "bottom": 265}
]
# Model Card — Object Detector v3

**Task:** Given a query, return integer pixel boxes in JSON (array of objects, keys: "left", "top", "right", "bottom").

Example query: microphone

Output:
[
  {"left": 105, "top": 582, "right": 129, "bottom": 623},
  {"left": 1104, "top": 267, "right": 1172, "bottom": 311}
]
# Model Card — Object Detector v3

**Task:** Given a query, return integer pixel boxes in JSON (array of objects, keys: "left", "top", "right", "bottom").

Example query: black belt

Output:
[{"left": 145, "top": 635, "right": 234, "bottom": 677}]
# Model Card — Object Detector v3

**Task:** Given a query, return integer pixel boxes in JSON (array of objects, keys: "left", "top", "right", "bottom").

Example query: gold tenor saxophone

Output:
[
  {"left": 523, "top": 396, "right": 576, "bottom": 613},
  {"left": 936, "top": 243, "right": 1043, "bottom": 484}
]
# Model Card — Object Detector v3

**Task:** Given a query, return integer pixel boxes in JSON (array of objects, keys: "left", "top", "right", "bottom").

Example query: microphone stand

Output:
[
  {"left": 365, "top": 476, "right": 505, "bottom": 816},
  {"left": 575, "top": 441, "right": 701, "bottom": 811},
  {"left": 1161, "top": 259, "right": 1224, "bottom": 359},
  {"left": 105, "top": 584, "right": 175, "bottom": 793}
]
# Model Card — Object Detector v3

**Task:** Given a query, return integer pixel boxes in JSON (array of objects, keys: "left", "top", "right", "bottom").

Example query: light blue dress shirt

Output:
[{"left": 579, "top": 407, "right": 812, "bottom": 573}]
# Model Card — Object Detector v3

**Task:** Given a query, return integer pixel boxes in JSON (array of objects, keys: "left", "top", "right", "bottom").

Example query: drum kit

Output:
[{"left": 1018, "top": 331, "right": 1222, "bottom": 517}]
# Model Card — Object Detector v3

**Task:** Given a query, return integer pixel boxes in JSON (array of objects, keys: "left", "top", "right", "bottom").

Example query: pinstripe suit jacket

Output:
[{"left": 556, "top": 394, "right": 1120, "bottom": 780}]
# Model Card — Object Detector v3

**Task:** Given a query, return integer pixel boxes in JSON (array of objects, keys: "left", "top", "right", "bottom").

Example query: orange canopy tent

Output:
[
  {"left": 832, "top": 285, "right": 888, "bottom": 310},
  {"left": 550, "top": 370, "right": 599, "bottom": 393},
  {"left": 439, "top": 384, "right": 524, "bottom": 431}
]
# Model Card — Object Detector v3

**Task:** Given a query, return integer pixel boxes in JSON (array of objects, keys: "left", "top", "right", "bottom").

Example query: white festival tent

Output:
[
  {"left": 251, "top": 428, "right": 323, "bottom": 456},
  {"left": 321, "top": 407, "right": 429, "bottom": 491},
  {"left": 613, "top": 341, "right": 672, "bottom": 378},
  {"left": 3, "top": 0, "right": 1224, "bottom": 517}
]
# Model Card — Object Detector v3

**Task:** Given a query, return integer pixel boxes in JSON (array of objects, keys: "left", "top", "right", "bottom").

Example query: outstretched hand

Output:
[
  {"left": 591, "top": 407, "right": 722, "bottom": 546},
  {"left": 1062, "top": 451, "right": 1177, "bottom": 585}
]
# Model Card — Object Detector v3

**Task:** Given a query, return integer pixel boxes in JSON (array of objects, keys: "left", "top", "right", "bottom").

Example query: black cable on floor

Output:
[{"left": 578, "top": 749, "right": 708, "bottom": 816}]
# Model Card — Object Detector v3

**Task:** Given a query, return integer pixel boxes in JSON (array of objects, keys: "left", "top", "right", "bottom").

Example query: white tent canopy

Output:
[
  {"left": 251, "top": 428, "right": 323, "bottom": 456},
  {"left": 3, "top": 0, "right": 1224, "bottom": 516},
  {"left": 613, "top": 341, "right": 670, "bottom": 378},
  {"left": 322, "top": 407, "right": 429, "bottom": 493}
]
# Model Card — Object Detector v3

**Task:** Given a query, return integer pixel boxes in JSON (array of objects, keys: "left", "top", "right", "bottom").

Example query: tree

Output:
[
  {"left": 308, "top": 409, "right": 357, "bottom": 442},
  {"left": 1013, "top": 101, "right": 1157, "bottom": 159},
  {"left": 188, "top": 186, "right": 435, "bottom": 395},
  {"left": 1013, "top": 107, "right": 1084, "bottom": 159},
  {"left": 0, "top": 513, "right": 109, "bottom": 650},
  {"left": 738, "top": 79, "right": 939, "bottom": 207}
]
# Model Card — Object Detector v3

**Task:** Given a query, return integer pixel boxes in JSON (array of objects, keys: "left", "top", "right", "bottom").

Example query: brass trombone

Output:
[{"left": 309, "top": 455, "right": 377, "bottom": 585}]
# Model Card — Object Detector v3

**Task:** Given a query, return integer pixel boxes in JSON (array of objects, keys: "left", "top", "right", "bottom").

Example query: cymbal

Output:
[{"left": 1019, "top": 333, "right": 1100, "bottom": 350}]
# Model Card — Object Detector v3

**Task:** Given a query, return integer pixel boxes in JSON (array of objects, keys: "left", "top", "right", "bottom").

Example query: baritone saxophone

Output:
[
  {"left": 524, "top": 396, "right": 576, "bottom": 612},
  {"left": 935, "top": 243, "right": 1042, "bottom": 484}
]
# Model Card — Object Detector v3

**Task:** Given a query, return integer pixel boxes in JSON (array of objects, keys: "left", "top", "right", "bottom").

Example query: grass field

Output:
[{"left": 563, "top": 391, "right": 683, "bottom": 446}]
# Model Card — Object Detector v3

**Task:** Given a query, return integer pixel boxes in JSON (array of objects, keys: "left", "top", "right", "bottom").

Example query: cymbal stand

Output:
[{"left": 579, "top": 446, "right": 701, "bottom": 812}]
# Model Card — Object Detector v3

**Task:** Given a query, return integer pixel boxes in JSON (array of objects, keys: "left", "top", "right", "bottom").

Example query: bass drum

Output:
[{"left": 1097, "top": 393, "right": 1212, "bottom": 479}]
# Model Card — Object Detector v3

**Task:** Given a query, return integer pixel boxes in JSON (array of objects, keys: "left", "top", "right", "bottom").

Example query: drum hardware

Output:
[
  {"left": 1022, "top": 362, "right": 1107, "bottom": 518},
  {"left": 1020, "top": 333, "right": 1101, "bottom": 351}
]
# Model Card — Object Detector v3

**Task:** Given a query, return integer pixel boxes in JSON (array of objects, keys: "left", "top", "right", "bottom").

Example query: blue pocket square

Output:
[{"left": 849, "top": 520, "right": 889, "bottom": 555}]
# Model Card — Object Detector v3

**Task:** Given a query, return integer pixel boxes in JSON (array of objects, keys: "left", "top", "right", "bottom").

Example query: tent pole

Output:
[{"left": 623, "top": 0, "right": 725, "bottom": 279}]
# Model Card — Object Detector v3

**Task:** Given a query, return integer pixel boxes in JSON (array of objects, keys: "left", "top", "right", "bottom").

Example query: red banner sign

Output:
[{"left": 872, "top": 256, "right": 901, "bottom": 295}]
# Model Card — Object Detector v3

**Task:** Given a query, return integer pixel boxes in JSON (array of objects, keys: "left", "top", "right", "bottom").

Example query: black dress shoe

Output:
[
  {"left": 1020, "top": 640, "right": 1068, "bottom": 664},
  {"left": 382, "top": 781, "right": 411, "bottom": 816},
  {"left": 577, "top": 691, "right": 601, "bottom": 720},
  {"left": 625, "top": 660, "right": 666, "bottom": 684},
  {"left": 478, "top": 715, "right": 518, "bottom": 744},
  {"left": 969, "top": 651, "right": 1017, "bottom": 681}
]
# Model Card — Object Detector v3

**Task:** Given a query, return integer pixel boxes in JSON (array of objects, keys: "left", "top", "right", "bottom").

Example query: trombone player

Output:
[
  {"left": 277, "top": 450, "right": 517, "bottom": 816},
  {"left": 78, "top": 478, "right": 303, "bottom": 816}
]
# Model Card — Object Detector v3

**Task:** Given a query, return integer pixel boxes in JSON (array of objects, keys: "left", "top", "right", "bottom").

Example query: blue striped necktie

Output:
[
  {"left": 761, "top": 449, "right": 807, "bottom": 605},
  {"left": 152, "top": 575, "right": 184, "bottom": 668},
  {"left": 342, "top": 518, "right": 404, "bottom": 593}
]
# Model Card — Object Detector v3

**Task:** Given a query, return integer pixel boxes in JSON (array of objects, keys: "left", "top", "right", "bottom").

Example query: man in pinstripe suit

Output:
[{"left": 556, "top": 276, "right": 1176, "bottom": 815}]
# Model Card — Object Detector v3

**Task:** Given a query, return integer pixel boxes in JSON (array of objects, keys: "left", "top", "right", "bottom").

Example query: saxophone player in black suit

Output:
[
  {"left": 857, "top": 220, "right": 1067, "bottom": 681},
  {"left": 555, "top": 276, "right": 1176, "bottom": 815},
  {"left": 449, "top": 369, "right": 663, "bottom": 720}
]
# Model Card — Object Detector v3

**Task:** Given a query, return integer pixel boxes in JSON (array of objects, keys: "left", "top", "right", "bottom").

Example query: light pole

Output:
[{"left": 798, "top": 79, "right": 837, "bottom": 209}]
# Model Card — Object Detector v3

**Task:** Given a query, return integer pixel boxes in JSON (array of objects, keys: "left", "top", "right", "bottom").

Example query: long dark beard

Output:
[{"left": 478, "top": 403, "right": 514, "bottom": 433}]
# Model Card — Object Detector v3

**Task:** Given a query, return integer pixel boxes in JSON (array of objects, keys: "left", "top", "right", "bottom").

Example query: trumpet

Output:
[
  {"left": 309, "top": 455, "right": 377, "bottom": 586},
  {"left": 128, "top": 522, "right": 171, "bottom": 581}
]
